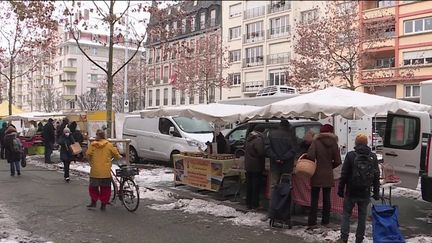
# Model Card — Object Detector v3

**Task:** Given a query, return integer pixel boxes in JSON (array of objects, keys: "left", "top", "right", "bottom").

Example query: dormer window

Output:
[{"left": 193, "top": 0, "right": 198, "bottom": 6}]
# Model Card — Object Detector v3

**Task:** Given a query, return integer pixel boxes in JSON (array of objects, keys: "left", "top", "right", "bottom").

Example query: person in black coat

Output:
[
  {"left": 0, "top": 122, "right": 7, "bottom": 159},
  {"left": 69, "top": 121, "right": 84, "bottom": 161},
  {"left": 4, "top": 126, "right": 22, "bottom": 176},
  {"left": 58, "top": 127, "right": 75, "bottom": 182},
  {"left": 42, "top": 118, "right": 55, "bottom": 163},
  {"left": 338, "top": 134, "right": 380, "bottom": 243}
]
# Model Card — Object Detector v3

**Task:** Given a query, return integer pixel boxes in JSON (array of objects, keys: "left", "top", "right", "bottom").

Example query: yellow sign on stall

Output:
[{"left": 173, "top": 154, "right": 234, "bottom": 192}]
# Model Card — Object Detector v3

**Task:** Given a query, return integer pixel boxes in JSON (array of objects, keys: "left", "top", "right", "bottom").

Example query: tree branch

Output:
[
  {"left": 92, "top": 1, "right": 107, "bottom": 19},
  {"left": 112, "top": 35, "right": 145, "bottom": 77},
  {"left": 113, "top": 1, "right": 130, "bottom": 25}
]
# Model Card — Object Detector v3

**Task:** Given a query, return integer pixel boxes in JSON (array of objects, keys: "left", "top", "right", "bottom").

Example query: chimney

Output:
[{"left": 84, "top": 9, "right": 89, "bottom": 20}]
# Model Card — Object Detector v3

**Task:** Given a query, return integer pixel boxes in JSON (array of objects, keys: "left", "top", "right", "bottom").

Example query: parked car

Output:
[
  {"left": 123, "top": 115, "right": 214, "bottom": 163},
  {"left": 372, "top": 132, "right": 383, "bottom": 148},
  {"left": 225, "top": 119, "right": 322, "bottom": 155}
]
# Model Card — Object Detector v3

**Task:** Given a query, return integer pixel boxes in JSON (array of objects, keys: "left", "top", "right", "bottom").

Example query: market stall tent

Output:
[
  {"left": 0, "top": 102, "right": 23, "bottom": 118},
  {"left": 140, "top": 103, "right": 262, "bottom": 125},
  {"left": 2, "top": 112, "right": 64, "bottom": 122},
  {"left": 239, "top": 87, "right": 432, "bottom": 121}
]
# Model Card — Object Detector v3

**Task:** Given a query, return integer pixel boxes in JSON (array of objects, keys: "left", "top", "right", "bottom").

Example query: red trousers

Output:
[{"left": 89, "top": 186, "right": 111, "bottom": 204}]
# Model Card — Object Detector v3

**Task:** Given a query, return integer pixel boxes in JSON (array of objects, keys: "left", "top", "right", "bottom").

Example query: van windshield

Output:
[{"left": 173, "top": 117, "right": 213, "bottom": 133}]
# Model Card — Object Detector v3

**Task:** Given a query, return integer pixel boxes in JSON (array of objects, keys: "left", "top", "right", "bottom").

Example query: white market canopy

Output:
[
  {"left": 140, "top": 103, "right": 262, "bottom": 125},
  {"left": 240, "top": 87, "right": 432, "bottom": 121},
  {"left": 3, "top": 112, "right": 65, "bottom": 122}
]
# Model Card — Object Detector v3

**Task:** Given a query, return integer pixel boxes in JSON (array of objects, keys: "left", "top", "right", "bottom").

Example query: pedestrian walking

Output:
[
  {"left": 69, "top": 121, "right": 84, "bottom": 161},
  {"left": 307, "top": 124, "right": 342, "bottom": 227},
  {"left": 42, "top": 118, "right": 55, "bottom": 163},
  {"left": 4, "top": 126, "right": 23, "bottom": 176},
  {"left": 58, "top": 127, "right": 75, "bottom": 182},
  {"left": 244, "top": 126, "right": 266, "bottom": 210},
  {"left": 56, "top": 118, "right": 69, "bottom": 141},
  {"left": 86, "top": 129, "right": 121, "bottom": 211},
  {"left": 0, "top": 122, "right": 7, "bottom": 159},
  {"left": 264, "top": 120, "right": 297, "bottom": 223},
  {"left": 338, "top": 134, "right": 380, "bottom": 243}
]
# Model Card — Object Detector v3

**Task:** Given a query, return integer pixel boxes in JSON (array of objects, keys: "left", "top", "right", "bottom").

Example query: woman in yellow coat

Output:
[{"left": 86, "top": 129, "right": 121, "bottom": 211}]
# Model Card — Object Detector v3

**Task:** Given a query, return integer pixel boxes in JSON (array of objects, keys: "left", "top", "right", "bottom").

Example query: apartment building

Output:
[
  {"left": 144, "top": 0, "right": 222, "bottom": 108},
  {"left": 221, "top": 0, "right": 325, "bottom": 99},
  {"left": 360, "top": 0, "right": 432, "bottom": 101}
]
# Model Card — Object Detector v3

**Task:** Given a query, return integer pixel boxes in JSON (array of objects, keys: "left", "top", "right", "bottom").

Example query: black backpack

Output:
[{"left": 351, "top": 153, "right": 375, "bottom": 188}]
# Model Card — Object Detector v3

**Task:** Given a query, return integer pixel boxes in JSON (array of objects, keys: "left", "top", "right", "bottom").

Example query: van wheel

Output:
[
  {"left": 129, "top": 146, "right": 139, "bottom": 163},
  {"left": 170, "top": 150, "right": 180, "bottom": 165}
]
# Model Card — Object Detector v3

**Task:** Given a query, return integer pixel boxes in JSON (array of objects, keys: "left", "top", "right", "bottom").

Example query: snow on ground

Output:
[{"left": 21, "top": 155, "right": 432, "bottom": 242}]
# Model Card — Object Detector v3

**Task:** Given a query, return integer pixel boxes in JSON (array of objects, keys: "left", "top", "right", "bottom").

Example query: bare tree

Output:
[
  {"left": 288, "top": 1, "right": 403, "bottom": 91},
  {"left": 77, "top": 90, "right": 106, "bottom": 111},
  {"left": 42, "top": 86, "right": 62, "bottom": 113},
  {"left": 0, "top": 1, "right": 58, "bottom": 115},
  {"left": 172, "top": 32, "right": 229, "bottom": 103}
]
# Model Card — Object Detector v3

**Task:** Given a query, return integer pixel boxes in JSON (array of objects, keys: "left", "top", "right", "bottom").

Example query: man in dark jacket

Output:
[
  {"left": 4, "top": 126, "right": 22, "bottom": 176},
  {"left": 0, "top": 122, "right": 7, "bottom": 159},
  {"left": 244, "top": 126, "right": 266, "bottom": 210},
  {"left": 58, "top": 127, "right": 75, "bottom": 182},
  {"left": 307, "top": 124, "right": 342, "bottom": 226},
  {"left": 338, "top": 134, "right": 380, "bottom": 243},
  {"left": 43, "top": 118, "right": 55, "bottom": 163}
]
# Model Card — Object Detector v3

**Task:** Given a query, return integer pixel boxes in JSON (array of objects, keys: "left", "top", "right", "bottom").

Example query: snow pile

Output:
[
  {"left": 134, "top": 168, "right": 173, "bottom": 187},
  {"left": 0, "top": 204, "right": 47, "bottom": 243},
  {"left": 407, "top": 236, "right": 432, "bottom": 243},
  {"left": 140, "top": 188, "right": 175, "bottom": 202}
]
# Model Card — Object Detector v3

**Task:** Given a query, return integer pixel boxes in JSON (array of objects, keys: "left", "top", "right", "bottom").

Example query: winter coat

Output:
[
  {"left": 86, "top": 139, "right": 121, "bottom": 178},
  {"left": 42, "top": 122, "right": 55, "bottom": 144},
  {"left": 338, "top": 144, "right": 380, "bottom": 199},
  {"left": 58, "top": 134, "right": 75, "bottom": 162},
  {"left": 244, "top": 131, "right": 266, "bottom": 173},
  {"left": 4, "top": 133, "right": 21, "bottom": 163},
  {"left": 265, "top": 127, "right": 297, "bottom": 174},
  {"left": 0, "top": 126, "right": 6, "bottom": 145},
  {"left": 307, "top": 133, "right": 342, "bottom": 187}
]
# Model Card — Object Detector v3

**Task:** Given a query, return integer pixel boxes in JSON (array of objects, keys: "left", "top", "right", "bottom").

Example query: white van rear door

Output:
[{"left": 383, "top": 112, "right": 428, "bottom": 189}]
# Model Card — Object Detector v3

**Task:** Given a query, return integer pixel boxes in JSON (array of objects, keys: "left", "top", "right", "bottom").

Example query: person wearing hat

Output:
[
  {"left": 42, "top": 118, "right": 56, "bottom": 163},
  {"left": 307, "top": 123, "right": 342, "bottom": 227},
  {"left": 58, "top": 127, "right": 75, "bottom": 182},
  {"left": 4, "top": 125, "right": 23, "bottom": 176},
  {"left": 338, "top": 133, "right": 380, "bottom": 243},
  {"left": 86, "top": 129, "right": 121, "bottom": 211}
]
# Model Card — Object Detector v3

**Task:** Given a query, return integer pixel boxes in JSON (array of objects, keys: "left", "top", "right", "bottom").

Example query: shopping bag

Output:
[
  {"left": 372, "top": 204, "right": 405, "bottom": 243},
  {"left": 294, "top": 154, "right": 316, "bottom": 178},
  {"left": 20, "top": 152, "right": 27, "bottom": 168},
  {"left": 69, "top": 142, "right": 82, "bottom": 155}
]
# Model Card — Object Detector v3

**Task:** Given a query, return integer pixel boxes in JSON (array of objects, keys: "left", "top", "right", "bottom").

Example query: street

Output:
[{"left": 0, "top": 160, "right": 302, "bottom": 243}]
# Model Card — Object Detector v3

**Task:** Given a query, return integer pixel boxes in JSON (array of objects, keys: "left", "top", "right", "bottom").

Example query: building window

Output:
[
  {"left": 90, "top": 74, "right": 98, "bottom": 82},
  {"left": 378, "top": 0, "right": 396, "bottom": 8},
  {"left": 155, "top": 67, "right": 161, "bottom": 84},
  {"left": 210, "top": 9, "right": 216, "bottom": 26},
  {"left": 269, "top": 71, "right": 287, "bottom": 86},
  {"left": 229, "top": 50, "right": 241, "bottom": 63},
  {"left": 229, "top": 73, "right": 241, "bottom": 86},
  {"left": 244, "top": 5, "right": 266, "bottom": 19},
  {"left": 376, "top": 57, "right": 395, "bottom": 68},
  {"left": 163, "top": 88, "right": 168, "bottom": 106},
  {"left": 148, "top": 90, "right": 153, "bottom": 107},
  {"left": 404, "top": 17, "right": 432, "bottom": 34},
  {"left": 200, "top": 12, "right": 206, "bottom": 29},
  {"left": 246, "top": 21, "right": 264, "bottom": 42},
  {"left": 189, "top": 92, "right": 194, "bottom": 104},
  {"left": 230, "top": 26, "right": 241, "bottom": 41},
  {"left": 301, "top": 9, "right": 318, "bottom": 24},
  {"left": 403, "top": 50, "right": 432, "bottom": 66},
  {"left": 245, "top": 46, "right": 264, "bottom": 66},
  {"left": 92, "top": 47, "right": 98, "bottom": 55},
  {"left": 229, "top": 3, "right": 242, "bottom": 18},
  {"left": 69, "top": 101, "right": 75, "bottom": 109},
  {"left": 181, "top": 19, "right": 187, "bottom": 33},
  {"left": 405, "top": 85, "right": 420, "bottom": 98},
  {"left": 180, "top": 90, "right": 185, "bottom": 105},
  {"left": 190, "top": 17, "right": 196, "bottom": 32},
  {"left": 163, "top": 66, "right": 169, "bottom": 83},
  {"left": 270, "top": 15, "right": 289, "bottom": 36},
  {"left": 193, "top": 0, "right": 197, "bottom": 6},
  {"left": 172, "top": 88, "right": 176, "bottom": 105},
  {"left": 155, "top": 89, "right": 160, "bottom": 106}
]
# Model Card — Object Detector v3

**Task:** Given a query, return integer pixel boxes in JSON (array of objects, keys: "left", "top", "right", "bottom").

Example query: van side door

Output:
[{"left": 383, "top": 112, "right": 424, "bottom": 189}]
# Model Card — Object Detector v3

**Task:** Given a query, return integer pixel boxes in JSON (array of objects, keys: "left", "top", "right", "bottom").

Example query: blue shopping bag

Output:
[{"left": 372, "top": 204, "right": 405, "bottom": 243}]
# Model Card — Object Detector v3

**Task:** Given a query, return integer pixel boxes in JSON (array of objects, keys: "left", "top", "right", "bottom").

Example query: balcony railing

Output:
[
  {"left": 62, "top": 95, "right": 76, "bottom": 100},
  {"left": 61, "top": 79, "right": 77, "bottom": 86},
  {"left": 267, "top": 26, "right": 290, "bottom": 39},
  {"left": 267, "top": 52, "right": 290, "bottom": 65},
  {"left": 267, "top": 1, "right": 291, "bottom": 14},
  {"left": 267, "top": 79, "right": 288, "bottom": 87},
  {"left": 243, "top": 31, "right": 265, "bottom": 44},
  {"left": 63, "top": 66, "right": 77, "bottom": 72},
  {"left": 242, "top": 81, "right": 264, "bottom": 93},
  {"left": 243, "top": 57, "right": 264, "bottom": 67},
  {"left": 244, "top": 6, "right": 266, "bottom": 20}
]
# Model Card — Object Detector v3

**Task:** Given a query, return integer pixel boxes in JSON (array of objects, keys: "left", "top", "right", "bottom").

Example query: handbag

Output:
[
  {"left": 69, "top": 142, "right": 82, "bottom": 155},
  {"left": 294, "top": 153, "right": 316, "bottom": 178},
  {"left": 21, "top": 152, "right": 27, "bottom": 168}
]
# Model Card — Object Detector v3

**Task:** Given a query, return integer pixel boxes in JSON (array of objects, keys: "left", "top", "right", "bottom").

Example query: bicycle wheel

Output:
[
  {"left": 120, "top": 178, "right": 140, "bottom": 212},
  {"left": 110, "top": 177, "right": 119, "bottom": 203}
]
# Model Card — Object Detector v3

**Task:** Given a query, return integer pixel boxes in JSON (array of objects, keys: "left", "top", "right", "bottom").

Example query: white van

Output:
[{"left": 123, "top": 115, "right": 214, "bottom": 163}]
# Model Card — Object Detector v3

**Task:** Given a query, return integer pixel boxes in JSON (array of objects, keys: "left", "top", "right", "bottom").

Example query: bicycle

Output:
[{"left": 110, "top": 163, "right": 140, "bottom": 212}]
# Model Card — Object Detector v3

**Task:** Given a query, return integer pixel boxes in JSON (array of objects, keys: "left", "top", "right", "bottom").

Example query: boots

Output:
[
  {"left": 100, "top": 203, "right": 106, "bottom": 211},
  {"left": 86, "top": 201, "right": 97, "bottom": 208}
]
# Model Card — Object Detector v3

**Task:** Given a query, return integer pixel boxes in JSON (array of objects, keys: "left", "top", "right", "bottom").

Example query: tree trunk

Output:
[
  {"left": 8, "top": 58, "right": 13, "bottom": 115},
  {"left": 106, "top": 0, "right": 115, "bottom": 138}
]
